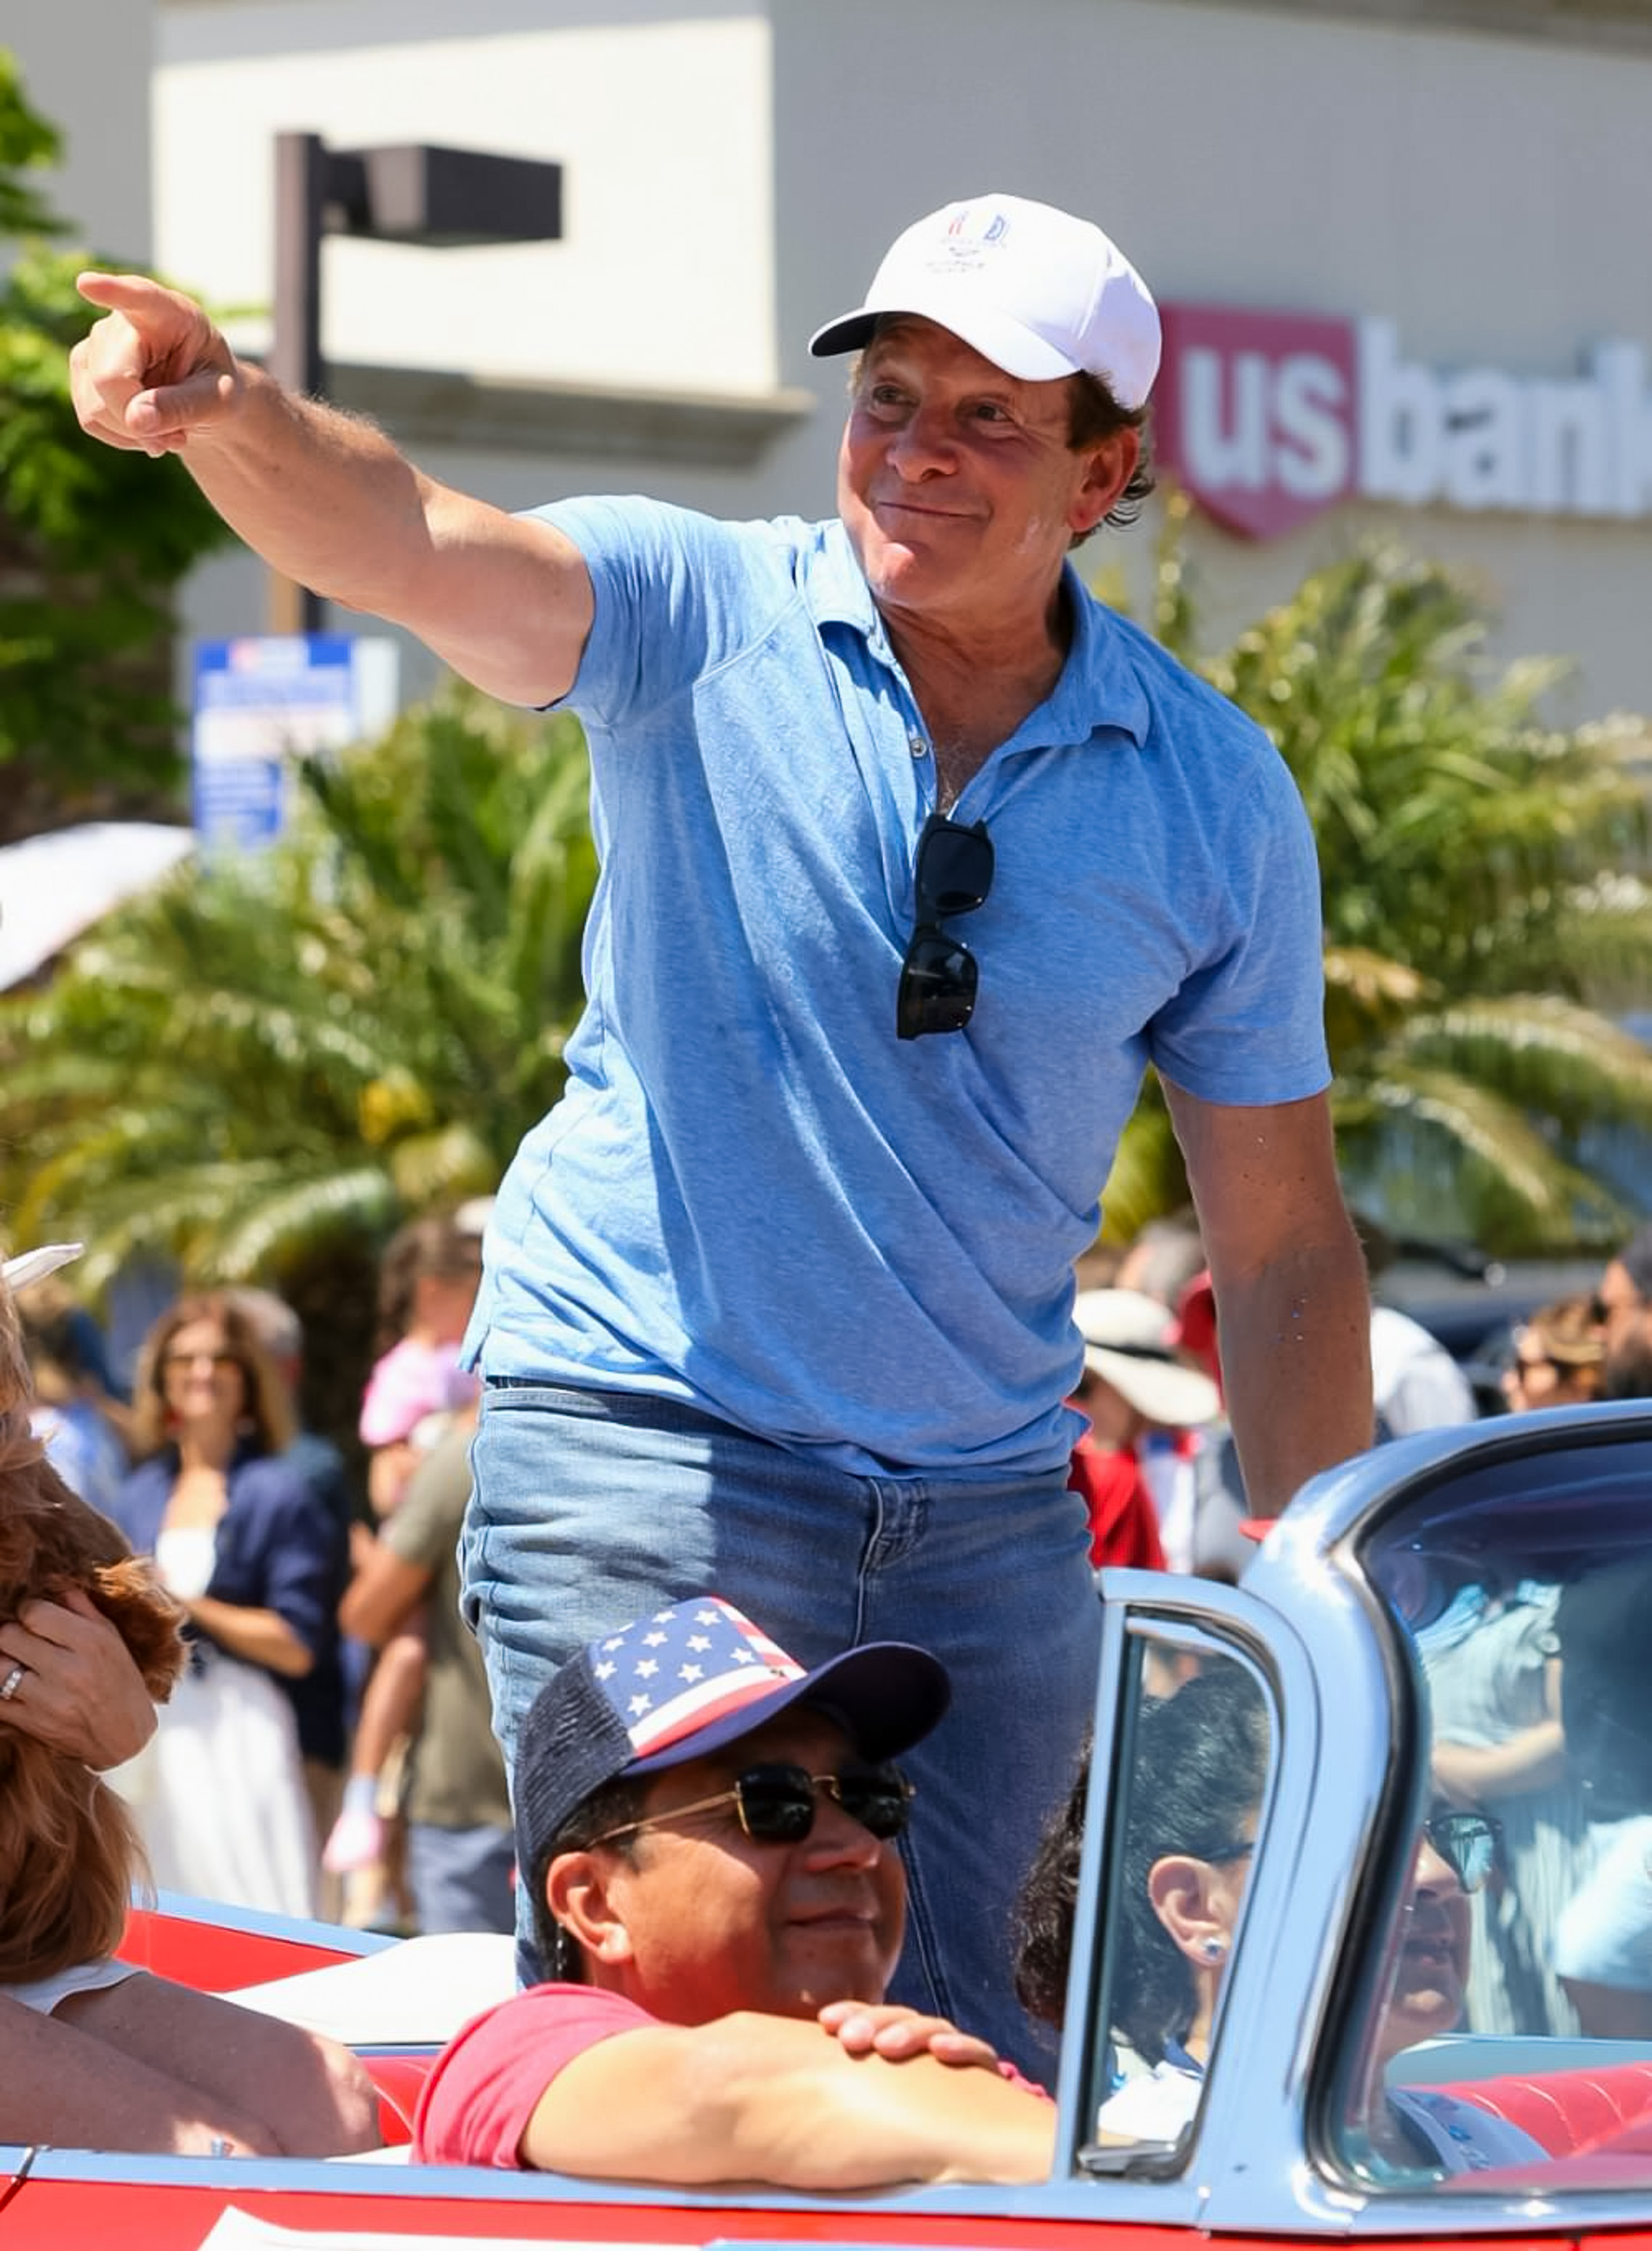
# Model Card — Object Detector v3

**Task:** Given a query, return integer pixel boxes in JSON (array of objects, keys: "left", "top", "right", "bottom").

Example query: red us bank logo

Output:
[
  {"left": 1155, "top": 304, "right": 1358, "bottom": 540},
  {"left": 1155, "top": 300, "right": 1652, "bottom": 539}
]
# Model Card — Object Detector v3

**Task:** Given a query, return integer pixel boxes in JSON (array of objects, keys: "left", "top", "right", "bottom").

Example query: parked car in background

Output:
[{"left": 8, "top": 1401, "right": 1652, "bottom": 2248}]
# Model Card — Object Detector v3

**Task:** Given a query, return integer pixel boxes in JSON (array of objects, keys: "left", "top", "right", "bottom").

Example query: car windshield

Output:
[{"left": 1348, "top": 1428, "right": 1652, "bottom": 2189}]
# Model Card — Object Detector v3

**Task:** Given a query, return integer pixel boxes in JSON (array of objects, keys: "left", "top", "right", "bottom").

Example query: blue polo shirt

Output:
[{"left": 468, "top": 500, "right": 1328, "bottom": 1478}]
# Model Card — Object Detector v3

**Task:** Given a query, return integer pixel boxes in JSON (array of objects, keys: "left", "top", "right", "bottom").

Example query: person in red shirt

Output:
[
  {"left": 415, "top": 1596, "right": 1054, "bottom": 2183},
  {"left": 1068, "top": 1289, "right": 1221, "bottom": 1571}
]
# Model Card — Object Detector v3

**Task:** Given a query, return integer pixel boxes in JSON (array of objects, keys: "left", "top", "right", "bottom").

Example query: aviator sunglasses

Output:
[
  {"left": 896, "top": 813, "right": 995, "bottom": 1041},
  {"left": 1424, "top": 1807, "right": 1501, "bottom": 1893},
  {"left": 587, "top": 1760, "right": 915, "bottom": 1849}
]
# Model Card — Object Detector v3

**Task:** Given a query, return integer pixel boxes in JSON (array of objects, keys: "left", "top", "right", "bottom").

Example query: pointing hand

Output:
[{"left": 71, "top": 271, "right": 245, "bottom": 455}]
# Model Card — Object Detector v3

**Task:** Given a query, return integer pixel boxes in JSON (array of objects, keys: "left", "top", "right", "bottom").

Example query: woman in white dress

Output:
[{"left": 108, "top": 1294, "right": 347, "bottom": 1918}]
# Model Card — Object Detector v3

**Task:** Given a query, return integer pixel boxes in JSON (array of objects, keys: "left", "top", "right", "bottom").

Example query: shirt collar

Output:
[{"left": 802, "top": 522, "right": 1151, "bottom": 749}]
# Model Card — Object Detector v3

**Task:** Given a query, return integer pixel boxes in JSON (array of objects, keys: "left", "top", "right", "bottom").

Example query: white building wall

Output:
[
  {"left": 15, "top": 0, "right": 1648, "bottom": 722},
  {"left": 764, "top": 0, "right": 1652, "bottom": 725},
  {"left": 4, "top": 0, "right": 154, "bottom": 259},
  {"left": 154, "top": 1, "right": 778, "bottom": 396}
]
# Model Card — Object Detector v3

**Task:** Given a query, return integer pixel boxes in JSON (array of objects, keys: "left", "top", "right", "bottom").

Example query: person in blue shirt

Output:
[{"left": 69, "top": 190, "right": 1372, "bottom": 2072}]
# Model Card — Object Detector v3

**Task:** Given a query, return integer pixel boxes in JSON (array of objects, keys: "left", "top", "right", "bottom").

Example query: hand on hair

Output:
[{"left": 0, "top": 1591, "right": 158, "bottom": 1768}]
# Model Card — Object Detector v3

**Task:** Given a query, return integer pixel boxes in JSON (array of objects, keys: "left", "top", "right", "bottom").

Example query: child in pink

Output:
[{"left": 325, "top": 1215, "right": 484, "bottom": 1918}]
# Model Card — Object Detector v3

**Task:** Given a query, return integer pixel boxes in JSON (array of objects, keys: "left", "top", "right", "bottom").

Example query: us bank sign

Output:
[{"left": 1155, "top": 302, "right": 1652, "bottom": 540}]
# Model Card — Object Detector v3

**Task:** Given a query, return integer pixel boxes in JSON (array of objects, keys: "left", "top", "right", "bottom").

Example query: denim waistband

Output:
[{"left": 481, "top": 1374, "right": 760, "bottom": 1446}]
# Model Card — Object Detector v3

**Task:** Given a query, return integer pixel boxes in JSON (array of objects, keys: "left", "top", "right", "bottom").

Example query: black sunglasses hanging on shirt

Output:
[{"left": 896, "top": 813, "right": 995, "bottom": 1041}]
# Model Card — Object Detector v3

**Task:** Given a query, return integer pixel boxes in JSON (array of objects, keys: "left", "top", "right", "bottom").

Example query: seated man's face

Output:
[
  {"left": 597, "top": 1707, "right": 908, "bottom": 2022},
  {"left": 1378, "top": 1827, "right": 1471, "bottom": 2059}
]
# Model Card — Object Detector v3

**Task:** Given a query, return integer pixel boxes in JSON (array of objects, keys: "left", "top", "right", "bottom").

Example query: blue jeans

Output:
[
  {"left": 406, "top": 1821, "right": 516, "bottom": 1937},
  {"left": 459, "top": 1380, "right": 1100, "bottom": 2080}
]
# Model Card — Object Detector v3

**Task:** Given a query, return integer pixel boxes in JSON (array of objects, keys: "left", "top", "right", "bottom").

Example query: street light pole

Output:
[
  {"left": 266, "top": 130, "right": 563, "bottom": 636},
  {"left": 268, "top": 133, "right": 329, "bottom": 633}
]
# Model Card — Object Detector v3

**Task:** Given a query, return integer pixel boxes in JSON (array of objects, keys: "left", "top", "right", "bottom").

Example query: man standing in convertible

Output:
[{"left": 70, "top": 190, "right": 1372, "bottom": 2070}]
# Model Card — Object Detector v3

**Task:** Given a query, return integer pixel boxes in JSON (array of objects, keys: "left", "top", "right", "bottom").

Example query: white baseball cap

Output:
[{"left": 810, "top": 192, "right": 1160, "bottom": 409}]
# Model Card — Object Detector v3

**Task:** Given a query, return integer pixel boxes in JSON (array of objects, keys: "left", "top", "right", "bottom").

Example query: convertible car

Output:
[{"left": 9, "top": 1398, "right": 1652, "bottom": 2250}]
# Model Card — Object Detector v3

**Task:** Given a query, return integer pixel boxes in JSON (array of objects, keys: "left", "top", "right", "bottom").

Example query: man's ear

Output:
[
  {"left": 1070, "top": 428, "right": 1140, "bottom": 537},
  {"left": 546, "top": 1850, "right": 635, "bottom": 1970},
  {"left": 1147, "top": 1852, "right": 1234, "bottom": 1967}
]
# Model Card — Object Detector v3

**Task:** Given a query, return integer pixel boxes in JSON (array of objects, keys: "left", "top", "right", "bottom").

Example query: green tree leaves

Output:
[
  {"left": 1102, "top": 530, "right": 1652, "bottom": 1255},
  {"left": 0, "top": 47, "right": 232, "bottom": 838}
]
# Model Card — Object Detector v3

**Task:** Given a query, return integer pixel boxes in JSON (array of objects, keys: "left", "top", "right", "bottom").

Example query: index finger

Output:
[{"left": 77, "top": 268, "right": 195, "bottom": 325}]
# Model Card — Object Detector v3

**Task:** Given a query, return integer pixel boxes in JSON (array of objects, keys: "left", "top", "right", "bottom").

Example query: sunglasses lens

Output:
[
  {"left": 736, "top": 1769, "right": 818, "bottom": 1842},
  {"left": 917, "top": 821, "right": 994, "bottom": 919},
  {"left": 1431, "top": 1813, "right": 1497, "bottom": 1892},
  {"left": 836, "top": 1770, "right": 912, "bottom": 1841},
  {"left": 898, "top": 932, "right": 978, "bottom": 1038}
]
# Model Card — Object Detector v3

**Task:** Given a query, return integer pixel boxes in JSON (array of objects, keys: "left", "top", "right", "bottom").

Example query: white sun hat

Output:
[
  {"left": 809, "top": 191, "right": 1160, "bottom": 409},
  {"left": 1074, "top": 1287, "right": 1221, "bottom": 1429}
]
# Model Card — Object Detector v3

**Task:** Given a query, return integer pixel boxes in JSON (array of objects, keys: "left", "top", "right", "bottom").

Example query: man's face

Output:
[
  {"left": 836, "top": 318, "right": 1137, "bottom": 632},
  {"left": 585, "top": 1706, "right": 907, "bottom": 2022},
  {"left": 1379, "top": 1826, "right": 1472, "bottom": 2059},
  {"left": 1596, "top": 1258, "right": 1646, "bottom": 1350}
]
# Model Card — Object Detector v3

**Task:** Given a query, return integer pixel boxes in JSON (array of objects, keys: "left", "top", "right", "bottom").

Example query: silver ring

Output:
[{"left": 0, "top": 1664, "right": 25, "bottom": 1702}]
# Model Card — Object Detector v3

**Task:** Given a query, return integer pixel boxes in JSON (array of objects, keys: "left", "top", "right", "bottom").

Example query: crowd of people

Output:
[
  {"left": 16, "top": 1214, "right": 507, "bottom": 1939},
  {"left": 12, "top": 1211, "right": 1649, "bottom": 1957},
  {"left": 1, "top": 1211, "right": 1651, "bottom": 2170}
]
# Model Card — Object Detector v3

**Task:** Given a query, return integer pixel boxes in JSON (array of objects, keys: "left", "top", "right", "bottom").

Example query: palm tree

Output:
[
  {"left": 0, "top": 685, "right": 596, "bottom": 1416},
  {"left": 1097, "top": 510, "right": 1652, "bottom": 1255}
]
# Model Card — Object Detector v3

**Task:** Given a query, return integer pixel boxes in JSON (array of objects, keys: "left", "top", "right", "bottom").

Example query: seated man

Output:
[{"left": 414, "top": 1596, "right": 1054, "bottom": 2186}]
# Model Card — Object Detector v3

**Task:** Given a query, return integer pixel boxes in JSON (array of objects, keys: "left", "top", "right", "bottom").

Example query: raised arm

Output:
[
  {"left": 519, "top": 2011, "right": 1054, "bottom": 2189},
  {"left": 1165, "top": 1081, "right": 1372, "bottom": 1521},
  {"left": 70, "top": 271, "right": 593, "bottom": 707}
]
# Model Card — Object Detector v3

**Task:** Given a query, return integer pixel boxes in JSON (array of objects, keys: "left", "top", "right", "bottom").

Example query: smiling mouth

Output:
[{"left": 873, "top": 497, "right": 972, "bottom": 521}]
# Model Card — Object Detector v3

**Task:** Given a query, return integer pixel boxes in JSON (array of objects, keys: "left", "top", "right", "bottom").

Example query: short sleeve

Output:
[
  {"left": 532, "top": 497, "right": 793, "bottom": 733},
  {"left": 415, "top": 1985, "right": 656, "bottom": 2167},
  {"left": 1147, "top": 744, "right": 1329, "bottom": 1107}
]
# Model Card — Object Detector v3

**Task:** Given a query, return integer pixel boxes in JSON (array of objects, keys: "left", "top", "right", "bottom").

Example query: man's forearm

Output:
[
  {"left": 70, "top": 274, "right": 593, "bottom": 706},
  {"left": 1217, "top": 1236, "right": 1373, "bottom": 1519},
  {"left": 524, "top": 2012, "right": 1054, "bottom": 2186},
  {"left": 179, "top": 372, "right": 441, "bottom": 624}
]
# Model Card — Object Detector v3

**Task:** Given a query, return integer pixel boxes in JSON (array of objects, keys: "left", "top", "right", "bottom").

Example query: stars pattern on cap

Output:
[{"left": 585, "top": 1597, "right": 805, "bottom": 1756}]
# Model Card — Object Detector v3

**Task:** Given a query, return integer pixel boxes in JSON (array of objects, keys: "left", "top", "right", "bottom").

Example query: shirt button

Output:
[{"left": 908, "top": 733, "right": 929, "bottom": 760}]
